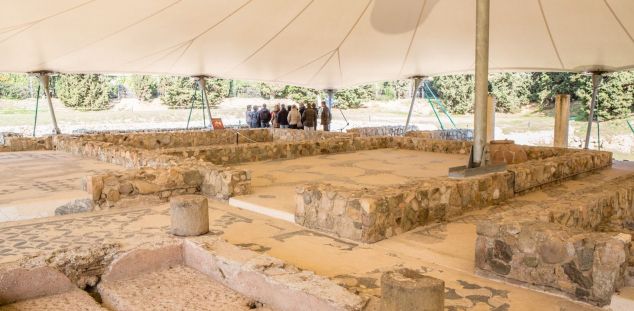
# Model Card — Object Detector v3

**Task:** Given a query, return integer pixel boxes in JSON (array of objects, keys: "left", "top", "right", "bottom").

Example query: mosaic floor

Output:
[
  {"left": 0, "top": 151, "right": 122, "bottom": 222},
  {"left": 5, "top": 164, "right": 634, "bottom": 310},
  {"left": 1, "top": 149, "right": 633, "bottom": 310},
  {"left": 231, "top": 149, "right": 468, "bottom": 215}
]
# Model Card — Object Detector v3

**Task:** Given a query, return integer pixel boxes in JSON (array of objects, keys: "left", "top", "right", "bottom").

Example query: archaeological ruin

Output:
[
  {"left": 2, "top": 0, "right": 634, "bottom": 310},
  {"left": 1, "top": 125, "right": 633, "bottom": 310}
]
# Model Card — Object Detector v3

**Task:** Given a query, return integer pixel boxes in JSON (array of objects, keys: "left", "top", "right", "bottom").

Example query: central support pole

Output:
[
  {"left": 472, "top": 0, "right": 490, "bottom": 166},
  {"left": 195, "top": 76, "right": 213, "bottom": 128},
  {"left": 35, "top": 72, "right": 61, "bottom": 135},
  {"left": 404, "top": 76, "right": 424, "bottom": 133},
  {"left": 584, "top": 72, "right": 603, "bottom": 149},
  {"left": 325, "top": 89, "right": 335, "bottom": 111}
]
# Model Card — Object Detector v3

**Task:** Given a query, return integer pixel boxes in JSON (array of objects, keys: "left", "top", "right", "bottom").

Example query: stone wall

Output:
[
  {"left": 294, "top": 141, "right": 612, "bottom": 243},
  {"left": 272, "top": 128, "right": 353, "bottom": 141},
  {"left": 54, "top": 136, "right": 180, "bottom": 168},
  {"left": 0, "top": 135, "right": 53, "bottom": 152},
  {"left": 161, "top": 136, "right": 472, "bottom": 165},
  {"left": 71, "top": 128, "right": 273, "bottom": 150},
  {"left": 83, "top": 161, "right": 250, "bottom": 208},
  {"left": 508, "top": 149, "right": 612, "bottom": 193},
  {"left": 475, "top": 175, "right": 634, "bottom": 306},
  {"left": 347, "top": 126, "right": 417, "bottom": 137},
  {"left": 405, "top": 129, "right": 474, "bottom": 141},
  {"left": 347, "top": 127, "right": 473, "bottom": 141},
  {"left": 296, "top": 172, "right": 514, "bottom": 243}
]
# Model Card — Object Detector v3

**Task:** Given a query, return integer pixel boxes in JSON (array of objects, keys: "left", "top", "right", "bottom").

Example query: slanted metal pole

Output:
[
  {"left": 195, "top": 76, "right": 213, "bottom": 129},
  {"left": 584, "top": 72, "right": 603, "bottom": 149},
  {"left": 32, "top": 85, "right": 41, "bottom": 137},
  {"left": 404, "top": 76, "right": 424, "bottom": 132},
  {"left": 473, "top": 0, "right": 490, "bottom": 166},
  {"left": 36, "top": 73, "right": 61, "bottom": 134}
]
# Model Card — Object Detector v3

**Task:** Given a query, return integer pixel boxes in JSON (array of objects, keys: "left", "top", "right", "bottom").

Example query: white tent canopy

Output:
[{"left": 0, "top": 0, "right": 632, "bottom": 89}]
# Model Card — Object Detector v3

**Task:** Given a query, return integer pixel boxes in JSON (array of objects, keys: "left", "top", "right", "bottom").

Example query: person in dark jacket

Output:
[
  {"left": 301, "top": 103, "right": 317, "bottom": 131},
  {"left": 320, "top": 101, "right": 331, "bottom": 131},
  {"left": 252, "top": 106, "right": 260, "bottom": 128},
  {"left": 258, "top": 104, "right": 271, "bottom": 128},
  {"left": 277, "top": 104, "right": 289, "bottom": 128},
  {"left": 298, "top": 103, "right": 306, "bottom": 130}
]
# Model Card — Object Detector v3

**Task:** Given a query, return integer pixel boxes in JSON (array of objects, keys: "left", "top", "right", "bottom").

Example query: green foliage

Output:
[
  {"left": 528, "top": 72, "right": 588, "bottom": 108},
  {"left": 159, "top": 77, "right": 228, "bottom": 109},
  {"left": 530, "top": 71, "right": 633, "bottom": 120},
  {"left": 576, "top": 71, "right": 634, "bottom": 120},
  {"left": 429, "top": 75, "right": 474, "bottom": 114},
  {"left": 489, "top": 73, "right": 532, "bottom": 113},
  {"left": 128, "top": 75, "right": 158, "bottom": 102},
  {"left": 0, "top": 73, "right": 32, "bottom": 100},
  {"left": 279, "top": 85, "right": 320, "bottom": 106},
  {"left": 54, "top": 74, "right": 112, "bottom": 110},
  {"left": 335, "top": 85, "right": 375, "bottom": 109},
  {"left": 257, "top": 82, "right": 285, "bottom": 99}
]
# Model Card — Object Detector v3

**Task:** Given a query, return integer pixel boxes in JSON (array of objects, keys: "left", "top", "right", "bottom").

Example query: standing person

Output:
[
  {"left": 271, "top": 104, "right": 281, "bottom": 128},
  {"left": 320, "top": 101, "right": 331, "bottom": 131},
  {"left": 298, "top": 103, "right": 306, "bottom": 130},
  {"left": 259, "top": 104, "right": 271, "bottom": 128},
  {"left": 252, "top": 106, "right": 261, "bottom": 128},
  {"left": 312, "top": 103, "right": 318, "bottom": 130},
  {"left": 278, "top": 104, "right": 289, "bottom": 129},
  {"left": 245, "top": 105, "right": 253, "bottom": 128},
  {"left": 302, "top": 103, "right": 316, "bottom": 131},
  {"left": 288, "top": 105, "right": 300, "bottom": 129}
]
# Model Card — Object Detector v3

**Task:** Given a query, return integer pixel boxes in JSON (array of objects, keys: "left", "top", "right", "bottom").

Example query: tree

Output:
[
  {"left": 159, "top": 76, "right": 228, "bottom": 109},
  {"left": 54, "top": 74, "right": 113, "bottom": 110},
  {"left": 0, "top": 73, "right": 32, "bottom": 100},
  {"left": 335, "top": 85, "right": 375, "bottom": 109},
  {"left": 279, "top": 85, "right": 320, "bottom": 106},
  {"left": 576, "top": 71, "right": 634, "bottom": 120},
  {"left": 128, "top": 75, "right": 158, "bottom": 102},
  {"left": 429, "top": 75, "right": 474, "bottom": 114},
  {"left": 257, "top": 82, "right": 285, "bottom": 99},
  {"left": 489, "top": 73, "right": 532, "bottom": 113}
]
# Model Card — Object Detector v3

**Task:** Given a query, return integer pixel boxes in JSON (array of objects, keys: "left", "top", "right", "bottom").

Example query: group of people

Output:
[{"left": 246, "top": 101, "right": 331, "bottom": 131}]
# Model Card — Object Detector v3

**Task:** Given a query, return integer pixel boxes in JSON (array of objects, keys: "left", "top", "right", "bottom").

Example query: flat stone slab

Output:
[
  {"left": 99, "top": 265, "right": 270, "bottom": 311},
  {"left": 0, "top": 289, "right": 106, "bottom": 311}
]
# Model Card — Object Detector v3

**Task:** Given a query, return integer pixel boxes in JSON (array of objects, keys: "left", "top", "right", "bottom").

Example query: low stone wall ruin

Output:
[
  {"left": 405, "top": 129, "right": 474, "bottom": 141},
  {"left": 296, "top": 172, "right": 513, "bottom": 243},
  {"left": 83, "top": 162, "right": 250, "bottom": 208},
  {"left": 0, "top": 134, "right": 53, "bottom": 152},
  {"left": 347, "top": 126, "right": 473, "bottom": 141},
  {"left": 294, "top": 142, "right": 612, "bottom": 243},
  {"left": 475, "top": 174, "right": 634, "bottom": 306},
  {"left": 70, "top": 128, "right": 273, "bottom": 150}
]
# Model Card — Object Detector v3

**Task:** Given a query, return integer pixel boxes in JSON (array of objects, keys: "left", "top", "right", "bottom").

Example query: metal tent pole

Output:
[
  {"left": 472, "top": 0, "right": 490, "bottom": 166},
  {"left": 326, "top": 89, "right": 335, "bottom": 111},
  {"left": 404, "top": 76, "right": 424, "bottom": 133},
  {"left": 32, "top": 85, "right": 41, "bottom": 137},
  {"left": 196, "top": 76, "right": 213, "bottom": 129},
  {"left": 35, "top": 72, "right": 61, "bottom": 134},
  {"left": 186, "top": 83, "right": 198, "bottom": 129},
  {"left": 584, "top": 72, "right": 603, "bottom": 149}
]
